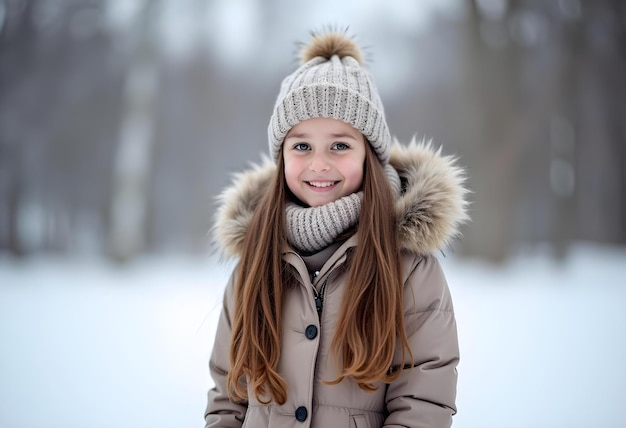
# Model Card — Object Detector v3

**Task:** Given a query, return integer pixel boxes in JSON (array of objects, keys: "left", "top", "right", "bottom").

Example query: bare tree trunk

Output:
[
  {"left": 6, "top": 168, "right": 24, "bottom": 257},
  {"left": 549, "top": 15, "right": 583, "bottom": 260},
  {"left": 458, "top": 0, "right": 523, "bottom": 263},
  {"left": 0, "top": 0, "right": 37, "bottom": 257},
  {"left": 108, "top": 0, "right": 160, "bottom": 263},
  {"left": 613, "top": 0, "right": 626, "bottom": 242}
]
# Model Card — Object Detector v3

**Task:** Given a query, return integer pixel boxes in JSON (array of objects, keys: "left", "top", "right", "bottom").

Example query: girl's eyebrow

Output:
[
  {"left": 329, "top": 132, "right": 358, "bottom": 140},
  {"left": 285, "top": 132, "right": 309, "bottom": 139}
]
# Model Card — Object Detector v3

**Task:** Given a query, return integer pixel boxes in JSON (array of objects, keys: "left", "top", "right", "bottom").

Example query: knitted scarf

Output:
[{"left": 285, "top": 193, "right": 362, "bottom": 253}]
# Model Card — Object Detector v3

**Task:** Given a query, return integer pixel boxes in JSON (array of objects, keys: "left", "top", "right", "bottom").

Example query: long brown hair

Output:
[{"left": 227, "top": 143, "right": 411, "bottom": 404}]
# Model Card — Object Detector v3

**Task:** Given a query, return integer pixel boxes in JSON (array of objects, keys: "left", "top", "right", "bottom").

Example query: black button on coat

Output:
[
  {"left": 295, "top": 406, "right": 308, "bottom": 422},
  {"left": 305, "top": 324, "right": 318, "bottom": 340}
]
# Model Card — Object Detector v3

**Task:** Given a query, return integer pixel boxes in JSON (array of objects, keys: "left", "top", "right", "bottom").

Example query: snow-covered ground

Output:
[{"left": 1, "top": 243, "right": 625, "bottom": 428}]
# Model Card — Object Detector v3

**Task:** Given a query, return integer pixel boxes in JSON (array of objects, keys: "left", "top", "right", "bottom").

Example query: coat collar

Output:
[{"left": 213, "top": 140, "right": 469, "bottom": 258}]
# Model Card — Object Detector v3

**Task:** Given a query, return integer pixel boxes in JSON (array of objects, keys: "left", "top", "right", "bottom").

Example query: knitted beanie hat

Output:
[{"left": 268, "top": 31, "right": 392, "bottom": 164}]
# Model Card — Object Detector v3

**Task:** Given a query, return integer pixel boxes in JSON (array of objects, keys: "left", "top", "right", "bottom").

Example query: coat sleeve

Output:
[
  {"left": 204, "top": 271, "right": 248, "bottom": 428},
  {"left": 383, "top": 255, "right": 459, "bottom": 428}
]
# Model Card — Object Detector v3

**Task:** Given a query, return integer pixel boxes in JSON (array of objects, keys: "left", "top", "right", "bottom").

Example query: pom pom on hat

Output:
[
  {"left": 268, "top": 29, "right": 391, "bottom": 164},
  {"left": 298, "top": 31, "right": 364, "bottom": 65}
]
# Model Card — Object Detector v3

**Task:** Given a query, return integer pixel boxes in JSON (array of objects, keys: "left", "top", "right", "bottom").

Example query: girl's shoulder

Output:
[{"left": 399, "top": 251, "right": 454, "bottom": 313}]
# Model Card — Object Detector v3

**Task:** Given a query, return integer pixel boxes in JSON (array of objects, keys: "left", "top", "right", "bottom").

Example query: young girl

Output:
[{"left": 205, "top": 30, "right": 469, "bottom": 428}]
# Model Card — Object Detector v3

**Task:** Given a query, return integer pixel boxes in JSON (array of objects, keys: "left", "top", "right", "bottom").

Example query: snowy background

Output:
[
  {"left": 2, "top": 0, "right": 626, "bottom": 427},
  {"left": 2, "top": 242, "right": 625, "bottom": 428}
]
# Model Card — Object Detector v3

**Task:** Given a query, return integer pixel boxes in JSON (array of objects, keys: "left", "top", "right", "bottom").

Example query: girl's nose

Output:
[{"left": 309, "top": 154, "right": 330, "bottom": 172}]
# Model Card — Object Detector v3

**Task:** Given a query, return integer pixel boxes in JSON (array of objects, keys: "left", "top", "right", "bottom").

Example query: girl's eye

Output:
[
  {"left": 332, "top": 142, "right": 349, "bottom": 151},
  {"left": 294, "top": 143, "right": 310, "bottom": 151}
]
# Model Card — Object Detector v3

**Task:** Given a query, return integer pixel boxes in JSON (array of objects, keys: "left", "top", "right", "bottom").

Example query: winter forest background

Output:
[{"left": 1, "top": 1, "right": 625, "bottom": 428}]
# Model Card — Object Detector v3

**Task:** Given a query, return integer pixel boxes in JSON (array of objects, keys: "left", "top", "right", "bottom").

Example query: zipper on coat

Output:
[
  {"left": 310, "top": 270, "right": 320, "bottom": 283},
  {"left": 313, "top": 279, "right": 327, "bottom": 320}
]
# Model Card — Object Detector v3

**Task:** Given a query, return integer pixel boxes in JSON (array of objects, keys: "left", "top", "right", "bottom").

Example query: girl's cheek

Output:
[{"left": 283, "top": 159, "right": 300, "bottom": 194}]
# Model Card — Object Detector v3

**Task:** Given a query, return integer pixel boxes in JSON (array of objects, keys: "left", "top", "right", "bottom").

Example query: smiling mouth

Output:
[{"left": 306, "top": 181, "right": 338, "bottom": 188}]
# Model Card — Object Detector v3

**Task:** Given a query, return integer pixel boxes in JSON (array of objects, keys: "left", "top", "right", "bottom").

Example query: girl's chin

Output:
[
  {"left": 305, "top": 199, "right": 331, "bottom": 208},
  {"left": 302, "top": 193, "right": 342, "bottom": 207}
]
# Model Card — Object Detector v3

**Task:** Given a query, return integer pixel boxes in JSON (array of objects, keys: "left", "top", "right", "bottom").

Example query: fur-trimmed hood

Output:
[{"left": 213, "top": 140, "right": 469, "bottom": 258}]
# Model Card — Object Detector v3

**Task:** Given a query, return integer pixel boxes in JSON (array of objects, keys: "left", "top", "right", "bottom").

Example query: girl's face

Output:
[{"left": 283, "top": 117, "right": 366, "bottom": 207}]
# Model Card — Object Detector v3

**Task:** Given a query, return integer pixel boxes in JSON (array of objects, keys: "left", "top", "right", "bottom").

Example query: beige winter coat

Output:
[{"left": 205, "top": 141, "right": 469, "bottom": 428}]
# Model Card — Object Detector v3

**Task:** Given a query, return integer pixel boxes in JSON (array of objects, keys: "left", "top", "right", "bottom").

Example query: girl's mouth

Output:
[{"left": 306, "top": 181, "right": 339, "bottom": 190}]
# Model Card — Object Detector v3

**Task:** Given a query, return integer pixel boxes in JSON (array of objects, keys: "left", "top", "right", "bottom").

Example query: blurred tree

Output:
[
  {"left": 1, "top": 0, "right": 126, "bottom": 257},
  {"left": 453, "top": 0, "right": 625, "bottom": 262},
  {"left": 107, "top": 0, "right": 160, "bottom": 263},
  {"left": 456, "top": 0, "right": 524, "bottom": 263},
  {"left": 0, "top": 0, "right": 37, "bottom": 257},
  {"left": 574, "top": 0, "right": 626, "bottom": 245},
  {"left": 549, "top": 2, "right": 581, "bottom": 260},
  {"left": 1, "top": 0, "right": 624, "bottom": 263}
]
